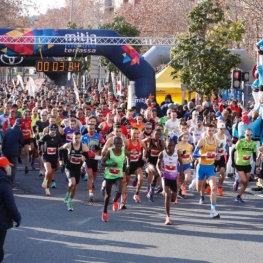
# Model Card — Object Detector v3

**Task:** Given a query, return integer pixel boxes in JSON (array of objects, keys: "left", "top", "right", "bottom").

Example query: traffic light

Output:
[
  {"left": 232, "top": 70, "right": 241, "bottom": 89},
  {"left": 241, "top": 72, "right": 249, "bottom": 82}
]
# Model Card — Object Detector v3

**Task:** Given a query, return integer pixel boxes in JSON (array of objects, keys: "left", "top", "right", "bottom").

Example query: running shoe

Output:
[
  {"left": 132, "top": 177, "right": 138, "bottom": 187},
  {"left": 18, "top": 156, "right": 22, "bottom": 164},
  {"left": 83, "top": 175, "right": 88, "bottom": 181},
  {"left": 89, "top": 192, "right": 94, "bottom": 202},
  {"left": 67, "top": 201, "right": 73, "bottom": 211},
  {"left": 189, "top": 178, "right": 196, "bottom": 191},
  {"left": 51, "top": 181, "right": 57, "bottom": 188},
  {"left": 178, "top": 190, "right": 186, "bottom": 199},
  {"left": 133, "top": 194, "right": 141, "bottom": 203},
  {"left": 199, "top": 198, "right": 205, "bottom": 204},
  {"left": 120, "top": 203, "right": 127, "bottom": 209},
  {"left": 165, "top": 216, "right": 171, "bottom": 225},
  {"left": 181, "top": 185, "right": 187, "bottom": 195},
  {"left": 146, "top": 185, "right": 150, "bottom": 194},
  {"left": 60, "top": 165, "right": 65, "bottom": 173},
  {"left": 31, "top": 162, "right": 36, "bottom": 170},
  {"left": 42, "top": 179, "right": 48, "bottom": 189},
  {"left": 64, "top": 192, "right": 70, "bottom": 203},
  {"left": 102, "top": 212, "right": 108, "bottom": 222},
  {"left": 156, "top": 186, "right": 163, "bottom": 194},
  {"left": 147, "top": 191, "right": 154, "bottom": 202},
  {"left": 113, "top": 201, "right": 119, "bottom": 212},
  {"left": 235, "top": 196, "right": 245, "bottom": 203},
  {"left": 25, "top": 166, "right": 29, "bottom": 174},
  {"left": 205, "top": 185, "right": 211, "bottom": 195},
  {"left": 217, "top": 186, "right": 224, "bottom": 196},
  {"left": 227, "top": 173, "right": 234, "bottom": 178},
  {"left": 101, "top": 187, "right": 105, "bottom": 197},
  {"left": 233, "top": 179, "right": 239, "bottom": 191},
  {"left": 45, "top": 188, "right": 51, "bottom": 196},
  {"left": 209, "top": 210, "right": 220, "bottom": 219}
]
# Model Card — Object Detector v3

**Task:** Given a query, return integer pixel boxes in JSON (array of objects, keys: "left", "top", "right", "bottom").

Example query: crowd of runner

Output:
[{"left": 0, "top": 82, "right": 262, "bottom": 225}]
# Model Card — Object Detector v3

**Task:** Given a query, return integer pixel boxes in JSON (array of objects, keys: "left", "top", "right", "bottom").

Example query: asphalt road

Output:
[{"left": 3, "top": 164, "right": 263, "bottom": 263}]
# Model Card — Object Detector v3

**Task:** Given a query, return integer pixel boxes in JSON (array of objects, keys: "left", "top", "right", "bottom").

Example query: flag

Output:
[
  {"left": 34, "top": 78, "right": 45, "bottom": 92},
  {"left": 25, "top": 77, "right": 35, "bottom": 97},
  {"left": 117, "top": 81, "right": 122, "bottom": 96},
  {"left": 73, "top": 78, "right": 80, "bottom": 102},
  {"left": 16, "top": 75, "right": 24, "bottom": 90}
]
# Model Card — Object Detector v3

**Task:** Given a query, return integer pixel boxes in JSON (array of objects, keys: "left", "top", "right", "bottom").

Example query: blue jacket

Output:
[
  {"left": 0, "top": 170, "right": 21, "bottom": 230},
  {"left": 2, "top": 125, "right": 24, "bottom": 157}
]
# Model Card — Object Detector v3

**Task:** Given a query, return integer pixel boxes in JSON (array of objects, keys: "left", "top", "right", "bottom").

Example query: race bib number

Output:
[
  {"left": 182, "top": 153, "right": 190, "bottom": 161},
  {"left": 47, "top": 147, "right": 56, "bottom": 155},
  {"left": 23, "top": 130, "right": 30, "bottom": 136},
  {"left": 150, "top": 149, "right": 159, "bottom": 157},
  {"left": 206, "top": 152, "right": 216, "bottom": 160},
  {"left": 66, "top": 134, "right": 73, "bottom": 141},
  {"left": 165, "top": 164, "right": 176, "bottom": 172},
  {"left": 130, "top": 154, "right": 140, "bottom": 162},
  {"left": 70, "top": 156, "right": 82, "bottom": 164},
  {"left": 218, "top": 148, "right": 224, "bottom": 154},
  {"left": 242, "top": 155, "right": 251, "bottom": 161},
  {"left": 109, "top": 168, "right": 121, "bottom": 176}
]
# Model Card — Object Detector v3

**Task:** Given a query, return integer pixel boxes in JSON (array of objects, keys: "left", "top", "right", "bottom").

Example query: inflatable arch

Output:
[{"left": 0, "top": 28, "right": 156, "bottom": 109}]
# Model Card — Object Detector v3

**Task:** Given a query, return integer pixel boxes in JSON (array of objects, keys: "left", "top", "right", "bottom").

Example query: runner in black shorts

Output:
[
  {"left": 39, "top": 124, "right": 62, "bottom": 196},
  {"left": 59, "top": 131, "right": 89, "bottom": 211},
  {"left": 125, "top": 127, "right": 147, "bottom": 203},
  {"left": 231, "top": 129, "right": 257, "bottom": 203}
]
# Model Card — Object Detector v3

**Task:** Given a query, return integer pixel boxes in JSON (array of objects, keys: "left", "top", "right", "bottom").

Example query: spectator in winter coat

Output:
[
  {"left": 2, "top": 118, "right": 24, "bottom": 189},
  {"left": 0, "top": 157, "right": 21, "bottom": 262}
]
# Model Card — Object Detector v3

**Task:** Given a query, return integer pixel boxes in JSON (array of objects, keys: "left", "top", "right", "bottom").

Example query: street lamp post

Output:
[{"left": 70, "top": 0, "right": 73, "bottom": 22}]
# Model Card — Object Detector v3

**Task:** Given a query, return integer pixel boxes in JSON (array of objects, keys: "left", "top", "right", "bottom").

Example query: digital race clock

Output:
[{"left": 35, "top": 61, "right": 81, "bottom": 72}]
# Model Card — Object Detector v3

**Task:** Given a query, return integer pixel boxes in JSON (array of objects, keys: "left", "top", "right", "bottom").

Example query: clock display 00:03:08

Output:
[{"left": 35, "top": 61, "right": 81, "bottom": 72}]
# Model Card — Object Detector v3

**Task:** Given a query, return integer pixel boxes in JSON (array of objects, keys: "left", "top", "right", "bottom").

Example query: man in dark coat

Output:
[
  {"left": 2, "top": 118, "right": 24, "bottom": 189},
  {"left": 0, "top": 157, "right": 21, "bottom": 262}
]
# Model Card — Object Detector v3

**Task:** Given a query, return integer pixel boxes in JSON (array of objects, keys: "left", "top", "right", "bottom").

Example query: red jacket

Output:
[{"left": 3, "top": 118, "right": 16, "bottom": 132}]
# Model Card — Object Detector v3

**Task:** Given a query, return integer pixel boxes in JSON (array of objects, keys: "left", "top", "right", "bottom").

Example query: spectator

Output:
[
  {"left": 2, "top": 118, "right": 24, "bottom": 189},
  {"left": 0, "top": 157, "right": 21, "bottom": 263}
]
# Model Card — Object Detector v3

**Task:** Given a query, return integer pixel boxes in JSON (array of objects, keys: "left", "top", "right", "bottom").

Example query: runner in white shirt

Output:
[
  {"left": 164, "top": 110, "right": 180, "bottom": 137},
  {"left": 189, "top": 116, "right": 204, "bottom": 146}
]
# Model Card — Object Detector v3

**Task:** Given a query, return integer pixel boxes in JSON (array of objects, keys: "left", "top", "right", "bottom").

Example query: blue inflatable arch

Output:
[{"left": 0, "top": 28, "right": 156, "bottom": 109}]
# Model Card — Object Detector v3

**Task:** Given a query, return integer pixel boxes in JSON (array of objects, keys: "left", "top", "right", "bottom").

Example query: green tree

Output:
[
  {"left": 98, "top": 16, "right": 141, "bottom": 73},
  {"left": 170, "top": 0, "right": 245, "bottom": 95}
]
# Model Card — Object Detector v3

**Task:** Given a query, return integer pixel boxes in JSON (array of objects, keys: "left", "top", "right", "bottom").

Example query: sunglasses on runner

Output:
[{"left": 245, "top": 134, "right": 252, "bottom": 137}]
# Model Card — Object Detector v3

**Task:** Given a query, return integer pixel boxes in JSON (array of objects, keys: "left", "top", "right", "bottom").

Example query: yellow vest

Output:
[
  {"left": 177, "top": 142, "right": 192, "bottom": 164},
  {"left": 199, "top": 137, "right": 217, "bottom": 165}
]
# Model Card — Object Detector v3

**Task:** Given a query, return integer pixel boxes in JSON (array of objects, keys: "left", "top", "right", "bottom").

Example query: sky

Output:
[{"left": 28, "top": 0, "right": 66, "bottom": 15}]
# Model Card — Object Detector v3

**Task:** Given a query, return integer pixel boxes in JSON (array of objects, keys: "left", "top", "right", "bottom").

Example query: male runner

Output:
[
  {"left": 231, "top": 128, "right": 257, "bottom": 203},
  {"left": 176, "top": 132, "right": 193, "bottom": 199},
  {"left": 81, "top": 123, "right": 105, "bottom": 201},
  {"left": 59, "top": 131, "right": 89, "bottom": 211},
  {"left": 192, "top": 124, "right": 221, "bottom": 219},
  {"left": 20, "top": 110, "right": 32, "bottom": 174},
  {"left": 39, "top": 124, "right": 62, "bottom": 196},
  {"left": 156, "top": 138, "right": 183, "bottom": 225},
  {"left": 214, "top": 122, "right": 232, "bottom": 196},
  {"left": 143, "top": 128, "right": 164, "bottom": 202},
  {"left": 101, "top": 137, "right": 128, "bottom": 222},
  {"left": 125, "top": 127, "right": 147, "bottom": 203}
]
